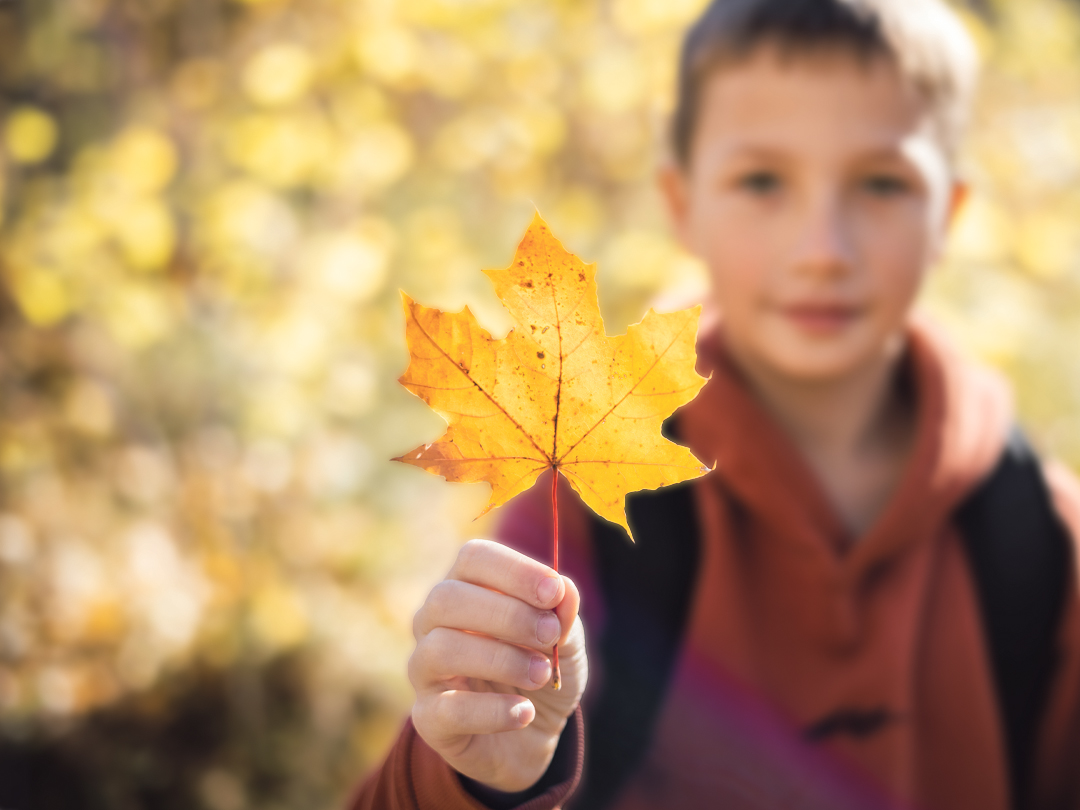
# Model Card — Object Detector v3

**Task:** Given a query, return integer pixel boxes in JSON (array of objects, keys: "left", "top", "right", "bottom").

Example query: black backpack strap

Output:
[
  {"left": 954, "top": 426, "right": 1071, "bottom": 809},
  {"left": 575, "top": 474, "right": 701, "bottom": 808}
]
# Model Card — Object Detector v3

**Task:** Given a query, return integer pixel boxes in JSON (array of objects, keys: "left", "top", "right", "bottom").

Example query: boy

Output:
[{"left": 354, "top": 0, "right": 1080, "bottom": 808}]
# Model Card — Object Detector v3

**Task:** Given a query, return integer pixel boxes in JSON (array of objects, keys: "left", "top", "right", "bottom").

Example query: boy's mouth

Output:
[{"left": 780, "top": 303, "right": 862, "bottom": 335}]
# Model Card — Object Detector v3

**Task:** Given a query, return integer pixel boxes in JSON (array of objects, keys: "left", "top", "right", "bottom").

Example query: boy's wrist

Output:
[{"left": 458, "top": 707, "right": 584, "bottom": 810}]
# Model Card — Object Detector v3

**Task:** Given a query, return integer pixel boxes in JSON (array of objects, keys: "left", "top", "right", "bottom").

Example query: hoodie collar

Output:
[{"left": 677, "top": 317, "right": 1013, "bottom": 582}]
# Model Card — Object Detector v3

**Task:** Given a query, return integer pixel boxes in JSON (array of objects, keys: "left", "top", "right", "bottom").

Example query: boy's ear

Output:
[
  {"left": 658, "top": 162, "right": 691, "bottom": 248},
  {"left": 945, "top": 179, "right": 969, "bottom": 232}
]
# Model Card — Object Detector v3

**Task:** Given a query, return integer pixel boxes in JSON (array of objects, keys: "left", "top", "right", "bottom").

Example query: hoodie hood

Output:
[{"left": 679, "top": 317, "right": 1013, "bottom": 590}]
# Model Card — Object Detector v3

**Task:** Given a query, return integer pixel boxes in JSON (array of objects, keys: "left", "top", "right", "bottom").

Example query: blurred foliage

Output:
[{"left": 0, "top": 0, "right": 1078, "bottom": 807}]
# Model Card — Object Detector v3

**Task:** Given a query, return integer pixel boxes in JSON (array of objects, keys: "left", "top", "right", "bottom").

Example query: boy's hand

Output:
[{"left": 409, "top": 539, "right": 588, "bottom": 793}]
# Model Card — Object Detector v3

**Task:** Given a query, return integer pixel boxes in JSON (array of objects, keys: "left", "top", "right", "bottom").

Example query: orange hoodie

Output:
[{"left": 351, "top": 321, "right": 1080, "bottom": 810}]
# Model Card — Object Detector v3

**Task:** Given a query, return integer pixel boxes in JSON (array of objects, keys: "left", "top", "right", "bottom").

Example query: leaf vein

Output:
[
  {"left": 555, "top": 312, "right": 695, "bottom": 464},
  {"left": 411, "top": 316, "right": 552, "bottom": 463}
]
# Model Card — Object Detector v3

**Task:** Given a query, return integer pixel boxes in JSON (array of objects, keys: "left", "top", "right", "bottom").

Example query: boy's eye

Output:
[
  {"left": 862, "top": 174, "right": 910, "bottom": 196},
  {"left": 737, "top": 171, "right": 781, "bottom": 195}
]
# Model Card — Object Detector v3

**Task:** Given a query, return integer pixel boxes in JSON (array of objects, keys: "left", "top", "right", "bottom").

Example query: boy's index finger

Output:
[{"left": 449, "top": 539, "right": 564, "bottom": 609}]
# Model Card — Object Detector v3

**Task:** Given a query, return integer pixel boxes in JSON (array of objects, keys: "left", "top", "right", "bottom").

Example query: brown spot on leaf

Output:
[{"left": 537, "top": 351, "right": 545, "bottom": 359}]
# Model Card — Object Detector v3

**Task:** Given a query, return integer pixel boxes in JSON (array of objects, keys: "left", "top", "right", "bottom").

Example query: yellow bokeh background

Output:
[{"left": 0, "top": 0, "right": 1079, "bottom": 807}]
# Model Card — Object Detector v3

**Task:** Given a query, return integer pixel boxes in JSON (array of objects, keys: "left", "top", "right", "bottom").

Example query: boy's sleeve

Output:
[
  {"left": 1033, "top": 462, "right": 1080, "bottom": 808},
  {"left": 346, "top": 708, "right": 584, "bottom": 810}
]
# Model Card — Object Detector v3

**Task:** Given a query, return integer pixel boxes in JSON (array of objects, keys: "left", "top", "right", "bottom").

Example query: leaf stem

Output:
[{"left": 551, "top": 468, "right": 561, "bottom": 691}]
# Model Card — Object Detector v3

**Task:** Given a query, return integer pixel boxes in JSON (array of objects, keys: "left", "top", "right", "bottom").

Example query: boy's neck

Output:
[{"left": 723, "top": 330, "right": 916, "bottom": 538}]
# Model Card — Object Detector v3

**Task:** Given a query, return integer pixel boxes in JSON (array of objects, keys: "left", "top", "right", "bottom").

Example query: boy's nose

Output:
[{"left": 791, "top": 195, "right": 854, "bottom": 279}]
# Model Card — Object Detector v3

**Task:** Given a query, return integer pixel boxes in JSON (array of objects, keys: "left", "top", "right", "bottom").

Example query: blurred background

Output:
[{"left": 0, "top": 0, "right": 1079, "bottom": 807}]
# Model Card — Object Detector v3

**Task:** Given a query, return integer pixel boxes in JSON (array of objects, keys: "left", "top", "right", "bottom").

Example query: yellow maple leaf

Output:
[{"left": 393, "top": 213, "right": 710, "bottom": 541}]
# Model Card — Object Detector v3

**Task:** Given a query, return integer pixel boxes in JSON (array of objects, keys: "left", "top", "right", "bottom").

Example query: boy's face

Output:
[{"left": 662, "top": 48, "right": 965, "bottom": 383}]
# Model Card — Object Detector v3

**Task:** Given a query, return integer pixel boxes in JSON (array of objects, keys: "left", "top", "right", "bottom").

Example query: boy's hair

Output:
[{"left": 673, "top": 0, "right": 979, "bottom": 166}]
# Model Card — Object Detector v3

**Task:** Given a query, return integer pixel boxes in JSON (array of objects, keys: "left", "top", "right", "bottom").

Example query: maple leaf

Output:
[{"left": 393, "top": 213, "right": 710, "bottom": 541}]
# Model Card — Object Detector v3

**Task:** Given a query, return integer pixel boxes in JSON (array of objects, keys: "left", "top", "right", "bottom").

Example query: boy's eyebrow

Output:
[
  {"left": 852, "top": 145, "right": 918, "bottom": 163},
  {"left": 716, "top": 144, "right": 793, "bottom": 163}
]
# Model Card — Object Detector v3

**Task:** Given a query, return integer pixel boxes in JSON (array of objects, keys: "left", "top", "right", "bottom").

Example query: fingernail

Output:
[
  {"left": 536, "top": 577, "right": 559, "bottom": 605},
  {"left": 529, "top": 655, "right": 551, "bottom": 685},
  {"left": 510, "top": 701, "right": 533, "bottom": 726},
  {"left": 536, "top": 612, "right": 560, "bottom": 646}
]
